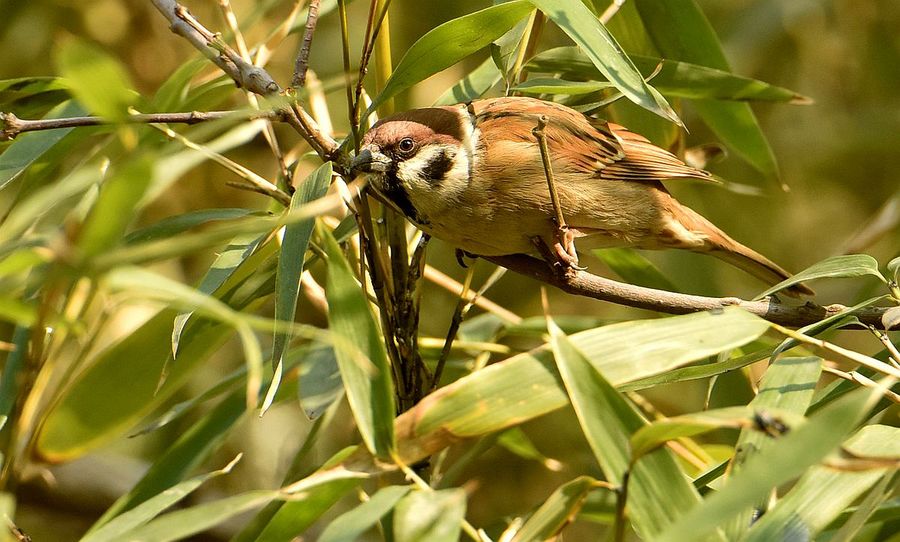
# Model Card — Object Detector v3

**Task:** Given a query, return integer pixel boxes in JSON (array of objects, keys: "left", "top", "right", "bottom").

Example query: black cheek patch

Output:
[
  {"left": 384, "top": 169, "right": 428, "bottom": 226},
  {"left": 420, "top": 150, "right": 454, "bottom": 186}
]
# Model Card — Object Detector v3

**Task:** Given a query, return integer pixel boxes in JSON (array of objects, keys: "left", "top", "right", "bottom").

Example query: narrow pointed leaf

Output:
[
  {"left": 0, "top": 100, "right": 86, "bottom": 190},
  {"left": 367, "top": 1, "right": 533, "bottom": 115},
  {"left": 394, "top": 489, "right": 466, "bottom": 542},
  {"left": 755, "top": 254, "right": 887, "bottom": 300},
  {"left": 634, "top": 0, "right": 779, "bottom": 180},
  {"left": 56, "top": 38, "right": 138, "bottom": 121},
  {"left": 547, "top": 316, "right": 710, "bottom": 539},
  {"left": 81, "top": 456, "right": 241, "bottom": 542},
  {"left": 322, "top": 224, "right": 395, "bottom": 458},
  {"left": 744, "top": 425, "right": 900, "bottom": 542},
  {"left": 657, "top": 383, "right": 886, "bottom": 542},
  {"left": 593, "top": 247, "right": 678, "bottom": 291},
  {"left": 434, "top": 56, "right": 502, "bottom": 106},
  {"left": 530, "top": 0, "right": 679, "bottom": 124},
  {"left": 319, "top": 485, "right": 411, "bottom": 542},
  {"left": 511, "top": 476, "right": 598, "bottom": 542},
  {"left": 272, "top": 162, "right": 332, "bottom": 370}
]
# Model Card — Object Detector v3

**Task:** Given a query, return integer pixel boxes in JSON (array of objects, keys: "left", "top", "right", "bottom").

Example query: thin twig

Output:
[
  {"left": 532, "top": 116, "right": 567, "bottom": 230},
  {"left": 149, "top": 0, "right": 341, "bottom": 166},
  {"left": 821, "top": 364, "right": 900, "bottom": 404},
  {"left": 600, "top": 0, "right": 626, "bottom": 25},
  {"left": 432, "top": 266, "right": 476, "bottom": 390},
  {"left": 292, "top": 0, "right": 320, "bottom": 88},
  {"left": 870, "top": 326, "right": 900, "bottom": 368},
  {"left": 483, "top": 253, "right": 895, "bottom": 329},
  {"left": 0, "top": 110, "right": 273, "bottom": 140}
]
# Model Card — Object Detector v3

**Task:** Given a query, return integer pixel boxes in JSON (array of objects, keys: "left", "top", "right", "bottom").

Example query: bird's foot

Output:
[
  {"left": 455, "top": 248, "right": 477, "bottom": 268},
  {"left": 531, "top": 235, "right": 584, "bottom": 276},
  {"left": 554, "top": 227, "right": 587, "bottom": 271}
]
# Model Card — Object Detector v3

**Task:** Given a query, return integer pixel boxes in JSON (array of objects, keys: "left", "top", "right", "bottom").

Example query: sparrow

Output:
[{"left": 351, "top": 96, "right": 812, "bottom": 296}]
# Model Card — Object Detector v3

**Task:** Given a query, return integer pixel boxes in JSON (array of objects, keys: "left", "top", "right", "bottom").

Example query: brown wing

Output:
[{"left": 471, "top": 97, "right": 713, "bottom": 183}]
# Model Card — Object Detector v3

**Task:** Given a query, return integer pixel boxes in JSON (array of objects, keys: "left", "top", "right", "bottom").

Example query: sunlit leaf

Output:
[
  {"left": 321, "top": 224, "right": 395, "bottom": 458},
  {"left": 56, "top": 38, "right": 138, "bottom": 121},
  {"left": 530, "top": 0, "right": 679, "bottom": 124},
  {"left": 367, "top": 1, "right": 533, "bottom": 116},
  {"left": 319, "top": 485, "right": 411, "bottom": 542},
  {"left": 394, "top": 489, "right": 466, "bottom": 542},
  {"left": 434, "top": 57, "right": 502, "bottom": 106},
  {"left": 513, "top": 78, "right": 615, "bottom": 95},
  {"left": 81, "top": 456, "right": 242, "bottom": 542},
  {"left": 0, "top": 100, "right": 86, "bottom": 190},
  {"left": 511, "top": 476, "right": 598, "bottom": 542},
  {"left": 754, "top": 254, "right": 887, "bottom": 299},
  {"left": 272, "top": 162, "right": 332, "bottom": 371},
  {"left": 657, "top": 383, "right": 885, "bottom": 542},
  {"left": 123, "top": 208, "right": 253, "bottom": 245},
  {"left": 744, "top": 425, "right": 900, "bottom": 542},
  {"left": 547, "top": 316, "right": 711, "bottom": 539},
  {"left": 634, "top": 0, "right": 779, "bottom": 180}
]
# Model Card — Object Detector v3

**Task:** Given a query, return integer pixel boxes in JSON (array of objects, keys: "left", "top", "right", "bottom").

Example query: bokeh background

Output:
[{"left": 1, "top": 0, "right": 898, "bottom": 539}]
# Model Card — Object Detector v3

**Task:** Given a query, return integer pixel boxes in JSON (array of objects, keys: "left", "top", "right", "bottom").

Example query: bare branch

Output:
[
  {"left": 292, "top": 0, "right": 320, "bottom": 88},
  {"left": 149, "top": 0, "right": 342, "bottom": 167},
  {"left": 0, "top": 110, "right": 276, "bottom": 140},
  {"left": 484, "top": 254, "right": 896, "bottom": 329}
]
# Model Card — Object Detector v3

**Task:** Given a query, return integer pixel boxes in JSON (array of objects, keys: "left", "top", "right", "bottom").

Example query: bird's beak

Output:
[{"left": 350, "top": 147, "right": 391, "bottom": 174}]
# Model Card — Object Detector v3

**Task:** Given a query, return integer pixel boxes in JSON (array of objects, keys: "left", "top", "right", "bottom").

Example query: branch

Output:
[
  {"left": 292, "top": 0, "right": 320, "bottom": 88},
  {"left": 149, "top": 0, "right": 342, "bottom": 167},
  {"left": 0, "top": 110, "right": 277, "bottom": 140},
  {"left": 484, "top": 254, "right": 896, "bottom": 329}
]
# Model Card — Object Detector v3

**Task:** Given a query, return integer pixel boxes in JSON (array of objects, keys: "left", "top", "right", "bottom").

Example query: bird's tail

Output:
[{"left": 667, "top": 202, "right": 814, "bottom": 297}]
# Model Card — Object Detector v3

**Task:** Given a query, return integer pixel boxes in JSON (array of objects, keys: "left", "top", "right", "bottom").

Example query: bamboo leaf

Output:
[
  {"left": 56, "top": 38, "right": 138, "bottom": 121},
  {"left": 123, "top": 208, "right": 253, "bottom": 245},
  {"left": 321, "top": 223, "right": 395, "bottom": 458},
  {"left": 513, "top": 78, "right": 615, "bottom": 95},
  {"left": 744, "top": 425, "right": 900, "bottom": 542},
  {"left": 0, "top": 100, "right": 87, "bottom": 190},
  {"left": 367, "top": 1, "right": 533, "bottom": 116},
  {"left": 319, "top": 485, "right": 411, "bottom": 542},
  {"left": 634, "top": 0, "right": 780, "bottom": 180},
  {"left": 547, "top": 316, "right": 711, "bottom": 539},
  {"left": 526, "top": 47, "right": 810, "bottom": 103},
  {"left": 657, "top": 383, "right": 887, "bottom": 542},
  {"left": 434, "top": 57, "right": 502, "bottom": 106},
  {"left": 754, "top": 254, "right": 887, "bottom": 300},
  {"left": 393, "top": 489, "right": 466, "bottom": 542},
  {"left": 81, "top": 456, "right": 242, "bottom": 542},
  {"left": 592, "top": 247, "right": 678, "bottom": 291},
  {"left": 530, "top": 0, "right": 679, "bottom": 124},
  {"left": 272, "top": 162, "right": 332, "bottom": 371},
  {"left": 511, "top": 476, "right": 598, "bottom": 542}
]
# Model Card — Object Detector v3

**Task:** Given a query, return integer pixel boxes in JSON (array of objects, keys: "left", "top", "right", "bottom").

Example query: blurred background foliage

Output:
[{"left": 0, "top": 0, "right": 898, "bottom": 540}]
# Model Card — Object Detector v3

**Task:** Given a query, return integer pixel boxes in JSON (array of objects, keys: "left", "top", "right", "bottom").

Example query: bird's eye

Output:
[{"left": 397, "top": 138, "right": 415, "bottom": 154}]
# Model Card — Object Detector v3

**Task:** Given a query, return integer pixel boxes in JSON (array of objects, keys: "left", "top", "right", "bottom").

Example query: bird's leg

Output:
[
  {"left": 455, "top": 248, "right": 477, "bottom": 268},
  {"left": 532, "top": 115, "right": 585, "bottom": 272}
]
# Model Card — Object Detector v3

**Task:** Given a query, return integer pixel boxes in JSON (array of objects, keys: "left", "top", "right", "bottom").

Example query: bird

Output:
[{"left": 351, "top": 96, "right": 812, "bottom": 296}]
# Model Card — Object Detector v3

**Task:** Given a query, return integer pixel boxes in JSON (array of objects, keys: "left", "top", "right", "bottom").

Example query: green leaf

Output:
[
  {"left": 656, "top": 382, "right": 886, "bottom": 542},
  {"left": 434, "top": 56, "right": 502, "bottom": 106},
  {"left": 726, "top": 356, "right": 822, "bottom": 537},
  {"left": 592, "top": 247, "right": 678, "bottom": 291},
  {"left": 296, "top": 343, "right": 343, "bottom": 420},
  {"left": 272, "top": 163, "right": 332, "bottom": 370},
  {"left": 251, "top": 475, "right": 363, "bottom": 541},
  {"left": 123, "top": 208, "right": 253, "bottom": 244},
  {"left": 888, "top": 256, "right": 900, "bottom": 283},
  {"left": 529, "top": 0, "right": 679, "bottom": 124},
  {"left": 526, "top": 48, "right": 810, "bottom": 103},
  {"left": 77, "top": 158, "right": 154, "bottom": 259},
  {"left": 744, "top": 425, "right": 900, "bottom": 542},
  {"left": 90, "top": 392, "right": 246, "bottom": 528},
  {"left": 629, "top": 406, "right": 775, "bottom": 460},
  {"left": 319, "top": 485, "right": 411, "bottom": 542},
  {"left": 634, "top": 0, "right": 779, "bottom": 180},
  {"left": 547, "top": 316, "right": 710, "bottom": 539},
  {"left": 511, "top": 476, "right": 598, "bottom": 542},
  {"left": 393, "top": 489, "right": 466, "bottom": 542},
  {"left": 56, "top": 38, "right": 138, "bottom": 121},
  {"left": 513, "top": 78, "right": 615, "bottom": 95},
  {"left": 414, "top": 308, "right": 770, "bottom": 440},
  {"left": 497, "top": 427, "right": 561, "bottom": 470},
  {"left": 81, "top": 456, "right": 242, "bottom": 542},
  {"left": 112, "top": 490, "right": 284, "bottom": 542},
  {"left": 754, "top": 254, "right": 887, "bottom": 299},
  {"left": 825, "top": 473, "right": 895, "bottom": 542},
  {"left": 321, "top": 223, "right": 395, "bottom": 458},
  {"left": 0, "top": 100, "right": 87, "bottom": 190},
  {"left": 367, "top": 1, "right": 533, "bottom": 116}
]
